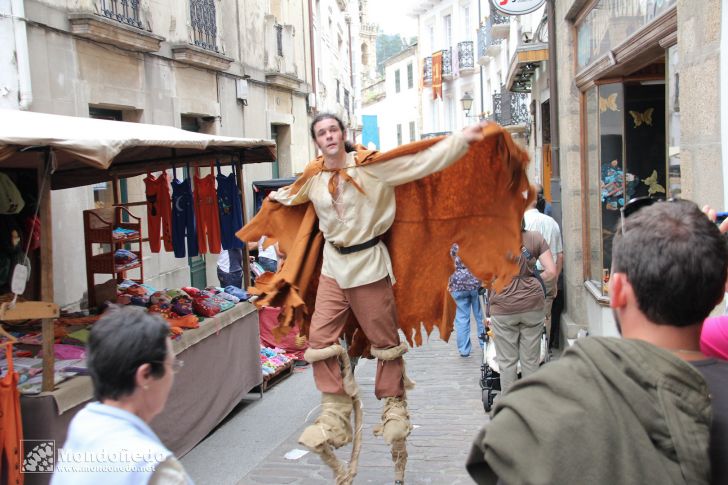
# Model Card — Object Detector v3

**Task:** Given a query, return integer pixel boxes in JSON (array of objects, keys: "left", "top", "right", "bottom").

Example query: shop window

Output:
[
  {"left": 585, "top": 77, "right": 668, "bottom": 295},
  {"left": 576, "top": 0, "right": 676, "bottom": 70},
  {"left": 667, "top": 45, "right": 680, "bottom": 198}
]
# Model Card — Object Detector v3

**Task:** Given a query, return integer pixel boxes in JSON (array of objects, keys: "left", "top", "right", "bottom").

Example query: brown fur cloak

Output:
[{"left": 236, "top": 124, "right": 532, "bottom": 354}]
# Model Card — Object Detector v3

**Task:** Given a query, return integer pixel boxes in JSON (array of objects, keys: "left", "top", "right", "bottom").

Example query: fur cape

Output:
[{"left": 236, "top": 124, "right": 533, "bottom": 354}]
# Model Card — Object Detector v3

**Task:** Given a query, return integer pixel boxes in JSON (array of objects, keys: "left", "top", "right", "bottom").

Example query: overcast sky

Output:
[{"left": 366, "top": 0, "right": 418, "bottom": 38}]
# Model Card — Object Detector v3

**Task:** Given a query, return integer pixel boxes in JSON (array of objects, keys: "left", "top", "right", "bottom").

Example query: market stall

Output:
[{"left": 0, "top": 110, "right": 276, "bottom": 466}]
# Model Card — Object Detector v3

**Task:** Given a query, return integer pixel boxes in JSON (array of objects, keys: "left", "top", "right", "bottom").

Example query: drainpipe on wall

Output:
[
  {"left": 547, "top": 0, "right": 560, "bottom": 224},
  {"left": 347, "top": 15, "right": 355, "bottom": 142},
  {"left": 478, "top": 0, "right": 484, "bottom": 116},
  {"left": 307, "top": 0, "right": 317, "bottom": 114},
  {"left": 11, "top": 0, "right": 32, "bottom": 110}
]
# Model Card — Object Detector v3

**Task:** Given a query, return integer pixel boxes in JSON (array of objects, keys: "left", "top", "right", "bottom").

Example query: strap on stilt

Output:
[
  {"left": 303, "top": 344, "right": 363, "bottom": 484},
  {"left": 370, "top": 343, "right": 416, "bottom": 390}
]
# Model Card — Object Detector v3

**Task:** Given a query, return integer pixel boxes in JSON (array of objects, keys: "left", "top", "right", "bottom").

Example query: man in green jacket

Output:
[{"left": 467, "top": 199, "right": 728, "bottom": 485}]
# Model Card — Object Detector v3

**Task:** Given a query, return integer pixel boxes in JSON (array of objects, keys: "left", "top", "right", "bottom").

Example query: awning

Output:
[
  {"left": 0, "top": 109, "right": 276, "bottom": 189},
  {"left": 505, "top": 43, "right": 549, "bottom": 93}
]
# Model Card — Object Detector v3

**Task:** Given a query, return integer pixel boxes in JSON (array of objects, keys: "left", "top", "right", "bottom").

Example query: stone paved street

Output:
[{"left": 239, "top": 326, "right": 488, "bottom": 485}]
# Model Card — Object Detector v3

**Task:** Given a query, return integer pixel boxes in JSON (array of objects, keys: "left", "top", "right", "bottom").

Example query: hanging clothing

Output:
[
  {"left": 216, "top": 164, "right": 244, "bottom": 250},
  {"left": 193, "top": 172, "right": 222, "bottom": 254},
  {"left": 143, "top": 172, "right": 174, "bottom": 253},
  {"left": 1, "top": 343, "right": 24, "bottom": 485},
  {"left": 171, "top": 170, "right": 199, "bottom": 258}
]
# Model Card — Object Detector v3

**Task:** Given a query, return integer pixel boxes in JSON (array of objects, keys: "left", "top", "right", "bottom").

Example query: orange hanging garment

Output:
[
  {"left": 1, "top": 343, "right": 24, "bottom": 485},
  {"left": 194, "top": 171, "right": 222, "bottom": 254}
]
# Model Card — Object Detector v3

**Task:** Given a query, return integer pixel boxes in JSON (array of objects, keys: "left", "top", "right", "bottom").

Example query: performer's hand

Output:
[{"left": 462, "top": 121, "right": 489, "bottom": 144}]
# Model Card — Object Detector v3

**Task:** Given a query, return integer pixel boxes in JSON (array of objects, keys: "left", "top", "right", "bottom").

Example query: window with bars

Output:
[
  {"left": 99, "top": 0, "right": 143, "bottom": 29},
  {"left": 190, "top": 0, "right": 218, "bottom": 52},
  {"left": 397, "top": 124, "right": 402, "bottom": 145},
  {"left": 409, "top": 121, "right": 415, "bottom": 142},
  {"left": 336, "top": 80, "right": 341, "bottom": 103},
  {"left": 407, "top": 64, "right": 413, "bottom": 89},
  {"left": 344, "top": 88, "right": 350, "bottom": 112},
  {"left": 395, "top": 69, "right": 401, "bottom": 93},
  {"left": 275, "top": 24, "right": 283, "bottom": 57}
]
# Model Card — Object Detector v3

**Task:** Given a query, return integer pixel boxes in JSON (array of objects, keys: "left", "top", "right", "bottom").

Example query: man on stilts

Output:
[
  {"left": 261, "top": 113, "right": 487, "bottom": 484},
  {"left": 238, "top": 111, "right": 534, "bottom": 483}
]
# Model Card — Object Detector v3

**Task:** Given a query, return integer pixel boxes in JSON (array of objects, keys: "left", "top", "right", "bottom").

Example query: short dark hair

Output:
[
  {"left": 87, "top": 306, "right": 170, "bottom": 401},
  {"left": 612, "top": 200, "right": 728, "bottom": 327},
  {"left": 310, "top": 112, "right": 354, "bottom": 152}
]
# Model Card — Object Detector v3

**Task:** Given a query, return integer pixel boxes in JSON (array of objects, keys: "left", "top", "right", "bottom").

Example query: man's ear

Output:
[{"left": 609, "top": 272, "right": 629, "bottom": 309}]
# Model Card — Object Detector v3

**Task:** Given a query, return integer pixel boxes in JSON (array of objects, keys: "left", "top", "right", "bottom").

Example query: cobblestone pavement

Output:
[{"left": 239, "top": 326, "right": 488, "bottom": 485}]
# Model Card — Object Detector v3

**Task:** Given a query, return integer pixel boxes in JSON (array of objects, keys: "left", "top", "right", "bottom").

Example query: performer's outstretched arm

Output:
[{"left": 364, "top": 121, "right": 488, "bottom": 186}]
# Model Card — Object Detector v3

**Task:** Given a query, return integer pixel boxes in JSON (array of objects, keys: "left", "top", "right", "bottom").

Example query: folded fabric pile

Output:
[
  {"left": 112, "top": 227, "right": 139, "bottom": 239},
  {"left": 224, "top": 286, "right": 249, "bottom": 301},
  {"left": 113, "top": 249, "right": 138, "bottom": 266},
  {"left": 260, "top": 346, "right": 294, "bottom": 377}
]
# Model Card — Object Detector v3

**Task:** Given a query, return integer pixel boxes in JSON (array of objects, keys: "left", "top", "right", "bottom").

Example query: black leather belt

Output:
[{"left": 328, "top": 237, "right": 380, "bottom": 255}]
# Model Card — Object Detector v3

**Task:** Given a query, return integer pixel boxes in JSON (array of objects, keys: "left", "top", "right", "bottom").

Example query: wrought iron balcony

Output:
[
  {"left": 423, "top": 56, "right": 433, "bottom": 84},
  {"left": 492, "top": 85, "right": 529, "bottom": 127},
  {"left": 491, "top": 11, "right": 510, "bottom": 39},
  {"left": 190, "top": 0, "right": 218, "bottom": 52},
  {"left": 457, "top": 41, "right": 474, "bottom": 71},
  {"left": 442, "top": 48, "right": 452, "bottom": 79},
  {"left": 477, "top": 26, "right": 489, "bottom": 64},
  {"left": 99, "top": 0, "right": 143, "bottom": 29}
]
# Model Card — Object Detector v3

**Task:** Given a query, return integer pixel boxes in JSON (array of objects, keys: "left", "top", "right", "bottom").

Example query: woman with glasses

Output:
[{"left": 52, "top": 306, "right": 192, "bottom": 484}]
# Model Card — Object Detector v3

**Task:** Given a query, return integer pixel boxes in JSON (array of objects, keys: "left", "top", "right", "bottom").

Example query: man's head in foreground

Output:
[{"left": 609, "top": 199, "right": 728, "bottom": 339}]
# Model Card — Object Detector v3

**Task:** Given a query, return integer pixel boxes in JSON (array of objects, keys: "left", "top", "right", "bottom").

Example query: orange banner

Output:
[{"left": 432, "top": 51, "right": 443, "bottom": 100}]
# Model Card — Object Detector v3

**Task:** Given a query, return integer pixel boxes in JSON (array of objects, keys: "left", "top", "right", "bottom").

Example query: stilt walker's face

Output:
[{"left": 313, "top": 118, "right": 345, "bottom": 158}]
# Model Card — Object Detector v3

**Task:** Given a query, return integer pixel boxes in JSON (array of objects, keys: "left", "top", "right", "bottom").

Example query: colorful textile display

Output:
[{"left": 260, "top": 346, "right": 293, "bottom": 376}]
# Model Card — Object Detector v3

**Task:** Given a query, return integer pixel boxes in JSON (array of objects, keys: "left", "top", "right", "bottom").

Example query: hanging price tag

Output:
[{"left": 10, "top": 264, "right": 28, "bottom": 296}]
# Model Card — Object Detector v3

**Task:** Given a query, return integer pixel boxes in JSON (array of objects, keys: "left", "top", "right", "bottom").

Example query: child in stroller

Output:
[{"left": 478, "top": 288, "right": 550, "bottom": 412}]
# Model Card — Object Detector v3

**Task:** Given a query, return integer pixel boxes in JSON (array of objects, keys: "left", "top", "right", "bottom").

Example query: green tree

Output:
[{"left": 376, "top": 33, "right": 414, "bottom": 76}]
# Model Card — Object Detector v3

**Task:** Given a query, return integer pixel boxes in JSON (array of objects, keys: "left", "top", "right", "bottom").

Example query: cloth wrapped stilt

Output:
[
  {"left": 371, "top": 343, "right": 414, "bottom": 484},
  {"left": 298, "top": 344, "right": 362, "bottom": 485}
]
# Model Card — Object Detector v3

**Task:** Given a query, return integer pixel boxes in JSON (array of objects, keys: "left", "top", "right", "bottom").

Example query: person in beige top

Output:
[{"left": 270, "top": 113, "right": 487, "bottom": 483}]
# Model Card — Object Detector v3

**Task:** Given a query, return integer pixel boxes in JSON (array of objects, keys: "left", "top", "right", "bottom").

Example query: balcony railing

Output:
[
  {"left": 490, "top": 10, "right": 511, "bottom": 39},
  {"left": 491, "top": 11, "right": 510, "bottom": 26},
  {"left": 457, "top": 41, "right": 474, "bottom": 71},
  {"left": 190, "top": 0, "right": 218, "bottom": 52},
  {"left": 442, "top": 48, "right": 452, "bottom": 78},
  {"left": 423, "top": 56, "right": 433, "bottom": 84},
  {"left": 99, "top": 0, "right": 143, "bottom": 29},
  {"left": 492, "top": 85, "right": 529, "bottom": 126}
]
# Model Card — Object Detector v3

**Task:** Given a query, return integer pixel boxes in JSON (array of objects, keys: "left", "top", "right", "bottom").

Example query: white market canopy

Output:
[{"left": 0, "top": 109, "right": 276, "bottom": 189}]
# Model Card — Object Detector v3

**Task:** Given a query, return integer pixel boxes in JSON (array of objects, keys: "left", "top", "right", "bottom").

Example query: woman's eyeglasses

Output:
[{"left": 152, "top": 359, "right": 184, "bottom": 374}]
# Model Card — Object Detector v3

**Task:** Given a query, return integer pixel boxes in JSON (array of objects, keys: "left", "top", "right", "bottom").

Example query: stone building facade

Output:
[
  {"left": 553, "top": 0, "right": 727, "bottom": 339},
  {"left": 0, "top": 0, "right": 361, "bottom": 308}
]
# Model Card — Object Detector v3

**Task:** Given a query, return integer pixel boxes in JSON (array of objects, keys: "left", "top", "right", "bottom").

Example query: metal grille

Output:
[
  {"left": 442, "top": 48, "right": 452, "bottom": 76},
  {"left": 423, "top": 56, "right": 432, "bottom": 83},
  {"left": 190, "top": 0, "right": 218, "bottom": 52},
  {"left": 275, "top": 24, "right": 283, "bottom": 57},
  {"left": 491, "top": 11, "right": 510, "bottom": 26},
  {"left": 477, "top": 26, "right": 487, "bottom": 59},
  {"left": 457, "top": 41, "right": 474, "bottom": 70},
  {"left": 492, "top": 85, "right": 529, "bottom": 126},
  {"left": 99, "top": 0, "right": 143, "bottom": 29}
]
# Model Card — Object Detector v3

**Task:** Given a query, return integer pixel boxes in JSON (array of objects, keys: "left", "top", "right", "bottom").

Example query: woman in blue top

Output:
[
  {"left": 52, "top": 307, "right": 192, "bottom": 485},
  {"left": 448, "top": 243, "right": 485, "bottom": 357}
]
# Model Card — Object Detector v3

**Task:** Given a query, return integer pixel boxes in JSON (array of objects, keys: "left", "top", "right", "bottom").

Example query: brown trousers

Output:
[{"left": 309, "top": 274, "right": 404, "bottom": 399}]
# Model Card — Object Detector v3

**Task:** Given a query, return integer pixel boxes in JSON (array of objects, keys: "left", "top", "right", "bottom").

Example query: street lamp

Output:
[{"left": 460, "top": 92, "right": 474, "bottom": 116}]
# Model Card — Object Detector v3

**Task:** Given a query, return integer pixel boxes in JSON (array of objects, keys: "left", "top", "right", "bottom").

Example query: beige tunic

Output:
[{"left": 272, "top": 132, "right": 469, "bottom": 289}]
